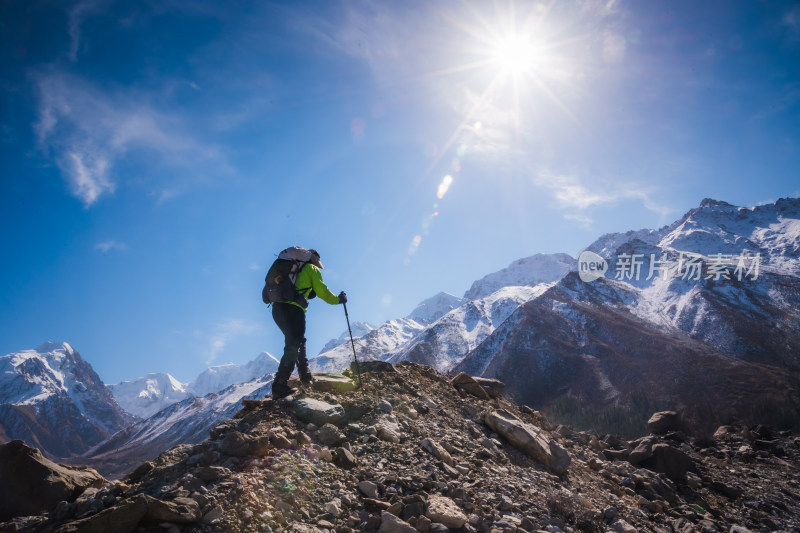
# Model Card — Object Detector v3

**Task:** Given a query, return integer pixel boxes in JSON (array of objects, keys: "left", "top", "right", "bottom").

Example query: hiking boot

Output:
[
  {"left": 272, "top": 362, "right": 296, "bottom": 399},
  {"left": 271, "top": 380, "right": 295, "bottom": 399}
]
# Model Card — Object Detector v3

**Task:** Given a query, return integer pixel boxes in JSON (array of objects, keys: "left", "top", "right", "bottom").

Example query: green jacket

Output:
[{"left": 287, "top": 263, "right": 340, "bottom": 311}]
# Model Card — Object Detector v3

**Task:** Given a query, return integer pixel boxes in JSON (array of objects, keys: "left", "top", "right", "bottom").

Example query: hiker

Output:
[{"left": 267, "top": 248, "right": 346, "bottom": 398}]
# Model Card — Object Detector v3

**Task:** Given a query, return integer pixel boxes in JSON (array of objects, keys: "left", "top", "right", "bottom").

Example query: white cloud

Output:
[
  {"left": 33, "top": 70, "right": 229, "bottom": 207},
  {"left": 67, "top": 0, "right": 106, "bottom": 62},
  {"left": 67, "top": 150, "right": 113, "bottom": 205},
  {"left": 95, "top": 240, "right": 128, "bottom": 253},
  {"left": 533, "top": 170, "right": 672, "bottom": 220},
  {"left": 205, "top": 319, "right": 261, "bottom": 366}
]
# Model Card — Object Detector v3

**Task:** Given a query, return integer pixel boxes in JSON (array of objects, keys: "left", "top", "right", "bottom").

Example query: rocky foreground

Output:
[{"left": 1, "top": 361, "right": 799, "bottom": 533}]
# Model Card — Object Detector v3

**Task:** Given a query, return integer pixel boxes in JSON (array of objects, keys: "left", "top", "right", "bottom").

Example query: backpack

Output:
[{"left": 261, "top": 247, "right": 315, "bottom": 306}]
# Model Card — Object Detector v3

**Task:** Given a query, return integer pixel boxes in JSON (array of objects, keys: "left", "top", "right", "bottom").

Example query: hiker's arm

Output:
[{"left": 308, "top": 265, "right": 341, "bottom": 305}]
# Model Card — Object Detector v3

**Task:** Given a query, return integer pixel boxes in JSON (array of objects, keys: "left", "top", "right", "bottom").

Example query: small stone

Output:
[
  {"left": 325, "top": 500, "right": 342, "bottom": 518},
  {"left": 422, "top": 438, "right": 454, "bottom": 466},
  {"left": 359, "top": 480, "right": 380, "bottom": 499},
  {"left": 426, "top": 495, "right": 467, "bottom": 529},
  {"left": 319, "top": 424, "right": 345, "bottom": 446},
  {"left": 363, "top": 498, "right": 392, "bottom": 511},
  {"left": 686, "top": 472, "right": 702, "bottom": 490},
  {"left": 268, "top": 432, "right": 293, "bottom": 449},
  {"left": 610, "top": 519, "right": 638, "bottom": 533},
  {"left": 378, "top": 511, "right": 418, "bottom": 533},
  {"left": 334, "top": 448, "right": 358, "bottom": 469},
  {"left": 379, "top": 400, "right": 393, "bottom": 413},
  {"left": 295, "top": 431, "right": 312, "bottom": 446},
  {"left": 202, "top": 505, "right": 224, "bottom": 523},
  {"left": 497, "top": 495, "right": 514, "bottom": 511}
]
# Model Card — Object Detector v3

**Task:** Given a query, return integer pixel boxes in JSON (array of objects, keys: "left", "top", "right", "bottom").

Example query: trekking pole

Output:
[{"left": 342, "top": 301, "right": 364, "bottom": 389}]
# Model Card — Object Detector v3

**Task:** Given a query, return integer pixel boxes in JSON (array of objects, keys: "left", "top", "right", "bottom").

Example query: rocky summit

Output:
[{"left": 1, "top": 363, "right": 799, "bottom": 533}]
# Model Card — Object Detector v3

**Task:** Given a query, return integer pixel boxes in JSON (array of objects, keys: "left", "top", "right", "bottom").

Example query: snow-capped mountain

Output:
[
  {"left": 387, "top": 285, "right": 552, "bottom": 372},
  {"left": 311, "top": 317, "right": 427, "bottom": 373},
  {"left": 187, "top": 351, "right": 279, "bottom": 397},
  {"left": 406, "top": 292, "right": 466, "bottom": 324},
  {"left": 83, "top": 378, "right": 272, "bottom": 478},
  {"left": 463, "top": 253, "right": 576, "bottom": 300},
  {"left": 0, "top": 342, "right": 135, "bottom": 460},
  {"left": 14, "top": 197, "right": 800, "bottom": 470},
  {"left": 311, "top": 253, "right": 575, "bottom": 373},
  {"left": 108, "top": 373, "right": 189, "bottom": 420},
  {"left": 319, "top": 321, "right": 376, "bottom": 354},
  {"left": 107, "top": 351, "right": 280, "bottom": 419},
  {"left": 458, "top": 198, "right": 800, "bottom": 433}
]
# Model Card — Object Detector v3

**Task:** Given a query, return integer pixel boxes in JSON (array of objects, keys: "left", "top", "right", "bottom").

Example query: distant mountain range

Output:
[
  {"left": 2, "top": 197, "right": 798, "bottom": 475},
  {"left": 0, "top": 343, "right": 135, "bottom": 459},
  {"left": 108, "top": 352, "right": 280, "bottom": 419}
]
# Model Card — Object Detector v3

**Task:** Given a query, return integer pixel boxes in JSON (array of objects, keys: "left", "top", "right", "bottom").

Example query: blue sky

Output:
[{"left": 1, "top": 0, "right": 799, "bottom": 384}]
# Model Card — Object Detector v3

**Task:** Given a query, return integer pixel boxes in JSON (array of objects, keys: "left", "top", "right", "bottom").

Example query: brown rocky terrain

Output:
[{"left": 1, "top": 362, "right": 798, "bottom": 533}]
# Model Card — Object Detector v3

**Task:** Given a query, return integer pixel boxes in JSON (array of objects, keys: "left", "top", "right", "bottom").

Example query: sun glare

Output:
[{"left": 493, "top": 34, "right": 539, "bottom": 75}]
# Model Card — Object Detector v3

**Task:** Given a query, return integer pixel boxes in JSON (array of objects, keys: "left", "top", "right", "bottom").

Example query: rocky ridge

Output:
[{"left": 2, "top": 363, "right": 798, "bottom": 533}]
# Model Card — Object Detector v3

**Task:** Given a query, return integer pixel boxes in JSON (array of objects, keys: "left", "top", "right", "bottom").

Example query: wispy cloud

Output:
[
  {"left": 95, "top": 240, "right": 128, "bottom": 253},
  {"left": 33, "top": 70, "right": 229, "bottom": 207},
  {"left": 206, "top": 319, "right": 261, "bottom": 366},
  {"left": 533, "top": 170, "right": 673, "bottom": 224},
  {"left": 782, "top": 5, "right": 800, "bottom": 41},
  {"left": 67, "top": 0, "right": 107, "bottom": 62}
]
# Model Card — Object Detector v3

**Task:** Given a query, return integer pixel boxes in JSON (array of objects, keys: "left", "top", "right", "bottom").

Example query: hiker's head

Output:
[{"left": 309, "top": 249, "right": 323, "bottom": 269}]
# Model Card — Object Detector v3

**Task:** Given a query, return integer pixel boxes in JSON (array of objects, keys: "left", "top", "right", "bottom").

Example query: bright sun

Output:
[{"left": 492, "top": 34, "right": 540, "bottom": 75}]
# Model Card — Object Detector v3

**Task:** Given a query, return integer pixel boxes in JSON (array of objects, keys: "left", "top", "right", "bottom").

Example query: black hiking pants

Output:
[{"left": 272, "top": 302, "right": 306, "bottom": 370}]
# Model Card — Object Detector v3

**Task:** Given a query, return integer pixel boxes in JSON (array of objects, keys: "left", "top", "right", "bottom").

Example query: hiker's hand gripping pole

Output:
[{"left": 342, "top": 299, "right": 363, "bottom": 389}]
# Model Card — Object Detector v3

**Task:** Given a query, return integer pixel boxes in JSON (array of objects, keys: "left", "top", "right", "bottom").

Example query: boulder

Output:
[
  {"left": 628, "top": 436, "right": 656, "bottom": 465},
  {"left": 647, "top": 411, "right": 682, "bottom": 436},
  {"left": 0, "top": 440, "right": 105, "bottom": 521},
  {"left": 54, "top": 494, "right": 148, "bottom": 533},
  {"left": 646, "top": 443, "right": 695, "bottom": 483},
  {"left": 142, "top": 495, "right": 202, "bottom": 524},
  {"left": 219, "top": 431, "right": 253, "bottom": 457},
  {"left": 312, "top": 373, "right": 357, "bottom": 393},
  {"left": 450, "top": 372, "right": 490, "bottom": 400},
  {"left": 473, "top": 377, "right": 506, "bottom": 398},
  {"left": 483, "top": 409, "right": 570, "bottom": 475},
  {"left": 426, "top": 495, "right": 467, "bottom": 529},
  {"left": 293, "top": 398, "right": 346, "bottom": 426}
]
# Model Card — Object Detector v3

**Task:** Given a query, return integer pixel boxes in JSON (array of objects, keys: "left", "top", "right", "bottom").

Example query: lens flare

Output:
[
  {"left": 350, "top": 118, "right": 365, "bottom": 138},
  {"left": 437, "top": 175, "right": 454, "bottom": 199}
]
